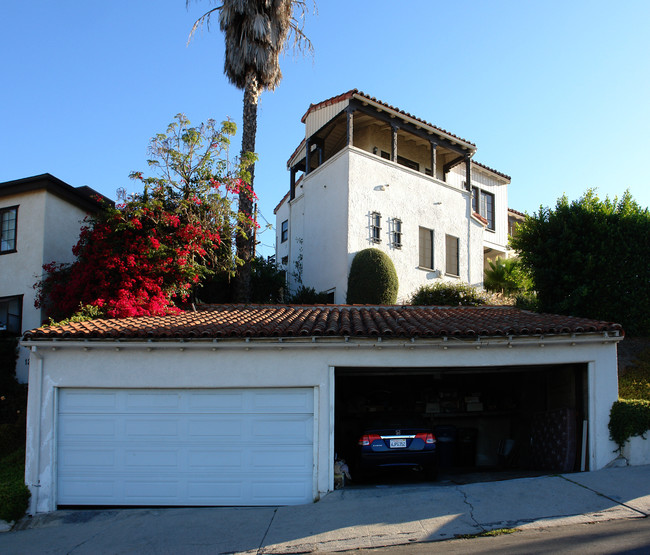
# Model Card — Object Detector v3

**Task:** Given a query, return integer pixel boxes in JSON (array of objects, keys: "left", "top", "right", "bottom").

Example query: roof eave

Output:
[
  {"left": 22, "top": 330, "right": 623, "bottom": 349},
  {"left": 353, "top": 93, "right": 477, "bottom": 153}
]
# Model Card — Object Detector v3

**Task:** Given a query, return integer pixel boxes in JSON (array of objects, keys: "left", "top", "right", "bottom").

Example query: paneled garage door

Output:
[{"left": 57, "top": 388, "right": 315, "bottom": 506}]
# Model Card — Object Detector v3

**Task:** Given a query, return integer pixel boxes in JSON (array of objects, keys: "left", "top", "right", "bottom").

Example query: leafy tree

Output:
[
  {"left": 36, "top": 115, "right": 251, "bottom": 320},
  {"left": 346, "top": 248, "right": 399, "bottom": 304},
  {"left": 510, "top": 190, "right": 650, "bottom": 334},
  {"left": 188, "top": 0, "right": 313, "bottom": 302},
  {"left": 484, "top": 257, "right": 532, "bottom": 295},
  {"left": 410, "top": 282, "right": 487, "bottom": 306}
]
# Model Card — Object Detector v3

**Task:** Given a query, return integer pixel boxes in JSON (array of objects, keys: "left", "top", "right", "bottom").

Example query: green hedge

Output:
[
  {"left": 0, "top": 450, "right": 30, "bottom": 523},
  {"left": 609, "top": 399, "right": 650, "bottom": 449},
  {"left": 410, "top": 282, "right": 487, "bottom": 306}
]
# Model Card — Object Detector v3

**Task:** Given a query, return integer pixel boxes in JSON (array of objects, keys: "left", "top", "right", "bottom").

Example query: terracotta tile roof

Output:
[
  {"left": 300, "top": 90, "right": 357, "bottom": 123},
  {"left": 23, "top": 305, "right": 623, "bottom": 341},
  {"left": 472, "top": 212, "right": 489, "bottom": 226},
  {"left": 472, "top": 160, "right": 511, "bottom": 181},
  {"left": 508, "top": 207, "right": 527, "bottom": 218},
  {"left": 301, "top": 90, "right": 477, "bottom": 149}
]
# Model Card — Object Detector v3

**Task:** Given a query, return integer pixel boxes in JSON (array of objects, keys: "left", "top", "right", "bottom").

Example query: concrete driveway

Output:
[{"left": 1, "top": 465, "right": 649, "bottom": 554}]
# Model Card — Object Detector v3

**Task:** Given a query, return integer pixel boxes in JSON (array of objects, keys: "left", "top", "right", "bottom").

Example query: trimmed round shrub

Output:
[{"left": 346, "top": 248, "right": 398, "bottom": 304}]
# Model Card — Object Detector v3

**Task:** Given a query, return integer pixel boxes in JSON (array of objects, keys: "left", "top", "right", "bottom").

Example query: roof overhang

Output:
[
  {"left": 22, "top": 330, "right": 623, "bottom": 353},
  {"left": 0, "top": 173, "right": 112, "bottom": 211}
]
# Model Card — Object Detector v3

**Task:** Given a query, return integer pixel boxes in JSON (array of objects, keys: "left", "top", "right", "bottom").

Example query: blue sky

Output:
[{"left": 2, "top": 1, "right": 649, "bottom": 258}]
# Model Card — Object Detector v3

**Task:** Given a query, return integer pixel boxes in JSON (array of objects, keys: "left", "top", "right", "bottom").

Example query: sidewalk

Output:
[{"left": 1, "top": 465, "right": 649, "bottom": 554}]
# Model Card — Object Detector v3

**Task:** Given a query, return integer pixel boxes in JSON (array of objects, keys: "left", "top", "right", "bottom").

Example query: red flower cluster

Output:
[{"left": 37, "top": 200, "right": 222, "bottom": 320}]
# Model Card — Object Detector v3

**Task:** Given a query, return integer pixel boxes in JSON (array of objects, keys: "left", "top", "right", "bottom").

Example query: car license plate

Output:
[{"left": 389, "top": 438, "right": 407, "bottom": 448}]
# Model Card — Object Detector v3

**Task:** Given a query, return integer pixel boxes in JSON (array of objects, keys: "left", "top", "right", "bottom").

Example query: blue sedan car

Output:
[{"left": 354, "top": 415, "right": 437, "bottom": 479}]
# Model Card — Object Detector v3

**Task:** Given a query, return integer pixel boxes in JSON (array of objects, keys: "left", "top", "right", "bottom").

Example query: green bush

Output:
[
  {"left": 609, "top": 399, "right": 650, "bottom": 449},
  {"left": 484, "top": 257, "right": 532, "bottom": 295},
  {"left": 619, "top": 352, "right": 650, "bottom": 401},
  {"left": 346, "top": 249, "right": 398, "bottom": 305},
  {"left": 410, "top": 281, "right": 487, "bottom": 306},
  {"left": 287, "top": 285, "right": 330, "bottom": 304},
  {"left": 514, "top": 290, "right": 539, "bottom": 312},
  {"left": 0, "top": 338, "right": 27, "bottom": 460},
  {"left": 0, "top": 450, "right": 30, "bottom": 523}
]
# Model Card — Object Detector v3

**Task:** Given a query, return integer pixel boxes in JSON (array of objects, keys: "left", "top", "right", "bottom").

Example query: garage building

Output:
[{"left": 23, "top": 305, "right": 622, "bottom": 513}]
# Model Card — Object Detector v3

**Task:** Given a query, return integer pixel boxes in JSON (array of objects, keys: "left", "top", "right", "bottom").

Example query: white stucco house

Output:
[
  {"left": 274, "top": 90, "right": 512, "bottom": 303},
  {"left": 0, "top": 174, "right": 108, "bottom": 382},
  {"left": 23, "top": 304, "right": 623, "bottom": 513}
]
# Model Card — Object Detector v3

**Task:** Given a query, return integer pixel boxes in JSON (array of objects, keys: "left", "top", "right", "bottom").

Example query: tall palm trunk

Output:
[{"left": 234, "top": 72, "right": 261, "bottom": 303}]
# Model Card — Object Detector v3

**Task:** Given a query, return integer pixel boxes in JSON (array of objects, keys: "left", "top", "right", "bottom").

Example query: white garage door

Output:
[{"left": 57, "top": 388, "right": 315, "bottom": 506}]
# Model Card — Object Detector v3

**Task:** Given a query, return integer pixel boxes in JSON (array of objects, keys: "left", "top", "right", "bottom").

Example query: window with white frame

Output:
[
  {"left": 419, "top": 227, "right": 433, "bottom": 269},
  {"left": 445, "top": 234, "right": 459, "bottom": 276},
  {"left": 280, "top": 219, "right": 289, "bottom": 243},
  {"left": 370, "top": 212, "right": 381, "bottom": 243},
  {"left": 0, "top": 296, "right": 22, "bottom": 334},
  {"left": 392, "top": 218, "right": 402, "bottom": 249},
  {"left": 0, "top": 206, "right": 17, "bottom": 253}
]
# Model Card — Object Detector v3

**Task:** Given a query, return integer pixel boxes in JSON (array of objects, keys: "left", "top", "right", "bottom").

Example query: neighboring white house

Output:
[
  {"left": 274, "top": 90, "right": 511, "bottom": 303},
  {"left": 23, "top": 304, "right": 623, "bottom": 513},
  {"left": 0, "top": 173, "right": 108, "bottom": 382}
]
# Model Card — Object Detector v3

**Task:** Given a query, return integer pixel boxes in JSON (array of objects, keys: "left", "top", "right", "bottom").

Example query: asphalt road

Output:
[{"left": 334, "top": 517, "right": 650, "bottom": 555}]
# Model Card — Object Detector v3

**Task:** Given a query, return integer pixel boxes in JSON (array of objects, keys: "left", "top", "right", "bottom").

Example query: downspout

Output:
[{"left": 26, "top": 346, "right": 43, "bottom": 514}]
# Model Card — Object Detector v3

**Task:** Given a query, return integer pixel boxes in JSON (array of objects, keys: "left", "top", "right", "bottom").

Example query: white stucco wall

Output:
[
  {"left": 1, "top": 189, "right": 89, "bottom": 382},
  {"left": 24, "top": 334, "right": 621, "bottom": 514},
  {"left": 622, "top": 435, "right": 650, "bottom": 466},
  {"left": 280, "top": 147, "right": 486, "bottom": 304},
  {"left": 346, "top": 149, "right": 484, "bottom": 302},
  {"left": 43, "top": 193, "right": 88, "bottom": 268},
  {"left": 0, "top": 190, "right": 47, "bottom": 334}
]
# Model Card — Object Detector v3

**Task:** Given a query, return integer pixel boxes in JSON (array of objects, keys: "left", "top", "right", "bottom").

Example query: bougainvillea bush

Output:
[{"left": 36, "top": 114, "right": 257, "bottom": 321}]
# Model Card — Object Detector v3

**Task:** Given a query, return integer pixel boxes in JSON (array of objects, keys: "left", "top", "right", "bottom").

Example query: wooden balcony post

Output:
[
  {"left": 290, "top": 166, "right": 297, "bottom": 200},
  {"left": 346, "top": 107, "right": 354, "bottom": 147},
  {"left": 430, "top": 141, "right": 438, "bottom": 178}
]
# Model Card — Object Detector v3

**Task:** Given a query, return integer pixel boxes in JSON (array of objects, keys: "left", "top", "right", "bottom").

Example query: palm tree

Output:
[{"left": 188, "top": 0, "right": 313, "bottom": 302}]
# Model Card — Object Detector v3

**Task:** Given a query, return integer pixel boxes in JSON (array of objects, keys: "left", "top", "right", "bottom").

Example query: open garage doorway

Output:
[{"left": 334, "top": 364, "right": 588, "bottom": 485}]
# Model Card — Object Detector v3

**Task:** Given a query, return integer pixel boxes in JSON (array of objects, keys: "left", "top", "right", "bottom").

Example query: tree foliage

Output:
[
  {"left": 510, "top": 190, "right": 650, "bottom": 334},
  {"left": 346, "top": 248, "right": 399, "bottom": 305},
  {"left": 36, "top": 115, "right": 254, "bottom": 321},
  {"left": 484, "top": 257, "right": 532, "bottom": 295}
]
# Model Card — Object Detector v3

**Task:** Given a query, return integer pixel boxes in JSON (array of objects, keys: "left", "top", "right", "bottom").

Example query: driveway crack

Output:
[
  {"left": 66, "top": 530, "right": 105, "bottom": 555},
  {"left": 458, "top": 486, "right": 485, "bottom": 532},
  {"left": 257, "top": 507, "right": 278, "bottom": 555},
  {"left": 559, "top": 475, "right": 648, "bottom": 517}
]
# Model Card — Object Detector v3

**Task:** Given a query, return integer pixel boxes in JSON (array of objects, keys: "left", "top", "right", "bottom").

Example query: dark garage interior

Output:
[{"left": 334, "top": 363, "right": 589, "bottom": 484}]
